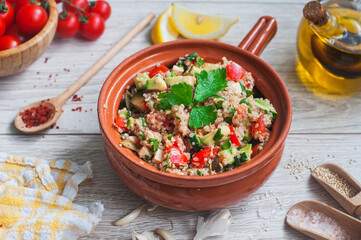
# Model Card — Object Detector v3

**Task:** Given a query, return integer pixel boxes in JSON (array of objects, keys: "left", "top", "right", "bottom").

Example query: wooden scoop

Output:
[
  {"left": 14, "top": 13, "right": 155, "bottom": 133},
  {"left": 312, "top": 163, "right": 361, "bottom": 217},
  {"left": 286, "top": 200, "right": 361, "bottom": 240}
]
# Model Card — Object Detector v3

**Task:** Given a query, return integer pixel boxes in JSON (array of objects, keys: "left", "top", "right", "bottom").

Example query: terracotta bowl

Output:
[
  {"left": 98, "top": 16, "right": 292, "bottom": 211},
  {"left": 0, "top": 0, "right": 58, "bottom": 77}
]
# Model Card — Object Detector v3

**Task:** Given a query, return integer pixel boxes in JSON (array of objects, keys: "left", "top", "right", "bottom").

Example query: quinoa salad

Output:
[{"left": 114, "top": 53, "right": 277, "bottom": 176}]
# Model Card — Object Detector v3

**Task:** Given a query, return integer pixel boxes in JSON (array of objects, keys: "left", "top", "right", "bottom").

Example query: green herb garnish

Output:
[
  {"left": 224, "top": 117, "right": 233, "bottom": 123},
  {"left": 194, "top": 69, "right": 228, "bottom": 105},
  {"left": 215, "top": 101, "right": 224, "bottom": 109},
  {"left": 248, "top": 108, "right": 252, "bottom": 113},
  {"left": 186, "top": 53, "right": 198, "bottom": 60},
  {"left": 196, "top": 56, "right": 204, "bottom": 67},
  {"left": 148, "top": 138, "right": 159, "bottom": 152},
  {"left": 229, "top": 105, "right": 236, "bottom": 117},
  {"left": 240, "top": 83, "right": 253, "bottom": 98},
  {"left": 239, "top": 99, "right": 249, "bottom": 105},
  {"left": 197, "top": 170, "right": 203, "bottom": 176},
  {"left": 170, "top": 71, "right": 176, "bottom": 77},
  {"left": 189, "top": 105, "right": 218, "bottom": 129},
  {"left": 168, "top": 134, "right": 174, "bottom": 140}
]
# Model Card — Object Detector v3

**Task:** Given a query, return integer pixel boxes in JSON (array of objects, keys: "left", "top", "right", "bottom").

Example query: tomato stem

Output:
[{"left": 0, "top": 0, "right": 8, "bottom": 13}]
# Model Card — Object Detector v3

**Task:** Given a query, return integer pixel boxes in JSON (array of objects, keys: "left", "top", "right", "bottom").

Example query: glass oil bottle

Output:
[{"left": 297, "top": 0, "right": 361, "bottom": 94}]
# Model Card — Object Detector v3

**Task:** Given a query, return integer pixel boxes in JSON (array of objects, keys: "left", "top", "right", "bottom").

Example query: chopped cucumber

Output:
[
  {"left": 189, "top": 66, "right": 201, "bottom": 75},
  {"left": 201, "top": 126, "right": 230, "bottom": 145},
  {"left": 130, "top": 93, "right": 147, "bottom": 112},
  {"left": 118, "top": 108, "right": 129, "bottom": 119},
  {"left": 146, "top": 76, "right": 167, "bottom": 91},
  {"left": 254, "top": 99, "right": 278, "bottom": 119},
  {"left": 189, "top": 132, "right": 202, "bottom": 152},
  {"left": 165, "top": 76, "right": 196, "bottom": 87},
  {"left": 134, "top": 73, "right": 149, "bottom": 90},
  {"left": 127, "top": 117, "right": 134, "bottom": 129}
]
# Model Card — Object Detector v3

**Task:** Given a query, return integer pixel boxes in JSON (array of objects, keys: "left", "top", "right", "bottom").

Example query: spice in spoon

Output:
[
  {"left": 20, "top": 105, "right": 54, "bottom": 128},
  {"left": 313, "top": 167, "right": 359, "bottom": 198},
  {"left": 287, "top": 208, "right": 351, "bottom": 240}
]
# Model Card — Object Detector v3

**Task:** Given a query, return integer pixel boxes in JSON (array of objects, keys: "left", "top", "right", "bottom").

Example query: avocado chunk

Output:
[
  {"left": 130, "top": 93, "right": 147, "bottom": 112},
  {"left": 146, "top": 76, "right": 167, "bottom": 91},
  {"left": 200, "top": 131, "right": 217, "bottom": 145},
  {"left": 165, "top": 76, "right": 196, "bottom": 87},
  {"left": 134, "top": 73, "right": 149, "bottom": 90},
  {"left": 189, "top": 132, "right": 202, "bottom": 152},
  {"left": 239, "top": 144, "right": 252, "bottom": 159},
  {"left": 254, "top": 99, "right": 278, "bottom": 119},
  {"left": 201, "top": 126, "right": 230, "bottom": 145}
]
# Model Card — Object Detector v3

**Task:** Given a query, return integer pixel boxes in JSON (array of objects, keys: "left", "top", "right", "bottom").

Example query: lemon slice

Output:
[
  {"left": 171, "top": 4, "right": 238, "bottom": 40},
  {"left": 151, "top": 6, "right": 179, "bottom": 44}
]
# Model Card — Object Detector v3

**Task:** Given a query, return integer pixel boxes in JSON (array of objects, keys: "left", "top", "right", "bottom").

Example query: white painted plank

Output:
[
  {"left": 1, "top": 134, "right": 360, "bottom": 239},
  {"left": 3, "top": 1, "right": 361, "bottom": 135}
]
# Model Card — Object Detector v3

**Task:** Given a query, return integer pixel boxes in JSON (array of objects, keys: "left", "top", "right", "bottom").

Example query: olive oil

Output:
[{"left": 297, "top": 0, "right": 361, "bottom": 94}]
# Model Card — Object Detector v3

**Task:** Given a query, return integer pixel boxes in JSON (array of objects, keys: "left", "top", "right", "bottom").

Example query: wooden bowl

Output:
[
  {"left": 0, "top": 0, "right": 58, "bottom": 77},
  {"left": 98, "top": 16, "right": 292, "bottom": 211}
]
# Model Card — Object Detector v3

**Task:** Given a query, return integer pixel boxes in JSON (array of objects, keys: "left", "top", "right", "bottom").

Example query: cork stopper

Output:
[{"left": 303, "top": 1, "right": 329, "bottom": 26}]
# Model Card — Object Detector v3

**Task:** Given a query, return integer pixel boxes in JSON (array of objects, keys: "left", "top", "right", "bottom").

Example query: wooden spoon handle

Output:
[{"left": 56, "top": 13, "right": 155, "bottom": 104}]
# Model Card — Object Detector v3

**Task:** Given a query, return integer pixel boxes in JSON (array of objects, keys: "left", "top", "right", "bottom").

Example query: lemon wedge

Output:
[
  {"left": 171, "top": 4, "right": 238, "bottom": 40},
  {"left": 151, "top": 6, "right": 179, "bottom": 44}
]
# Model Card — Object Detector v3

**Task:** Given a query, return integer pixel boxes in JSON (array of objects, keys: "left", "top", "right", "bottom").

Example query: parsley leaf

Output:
[
  {"left": 156, "top": 92, "right": 171, "bottom": 110},
  {"left": 196, "top": 56, "right": 204, "bottom": 67},
  {"left": 240, "top": 82, "right": 253, "bottom": 97},
  {"left": 189, "top": 105, "right": 217, "bottom": 129},
  {"left": 167, "top": 83, "right": 193, "bottom": 106},
  {"left": 193, "top": 68, "right": 228, "bottom": 105}
]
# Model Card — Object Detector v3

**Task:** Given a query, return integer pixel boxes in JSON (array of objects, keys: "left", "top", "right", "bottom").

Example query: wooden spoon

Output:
[
  {"left": 286, "top": 200, "right": 361, "bottom": 240},
  {"left": 14, "top": 13, "right": 155, "bottom": 133},
  {"left": 312, "top": 163, "right": 361, "bottom": 217}
]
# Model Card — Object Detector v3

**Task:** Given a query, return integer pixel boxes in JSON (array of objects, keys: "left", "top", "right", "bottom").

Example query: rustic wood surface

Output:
[{"left": 1, "top": 0, "right": 361, "bottom": 239}]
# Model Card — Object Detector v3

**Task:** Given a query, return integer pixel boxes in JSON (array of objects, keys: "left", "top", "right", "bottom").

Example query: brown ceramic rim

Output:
[
  {"left": 98, "top": 17, "right": 292, "bottom": 188},
  {"left": 0, "top": 0, "right": 58, "bottom": 55}
]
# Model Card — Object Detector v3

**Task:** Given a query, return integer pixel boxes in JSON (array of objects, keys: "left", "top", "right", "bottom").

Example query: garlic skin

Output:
[
  {"left": 155, "top": 228, "right": 177, "bottom": 240},
  {"left": 132, "top": 231, "right": 160, "bottom": 240},
  {"left": 193, "top": 209, "right": 232, "bottom": 240},
  {"left": 114, "top": 204, "right": 158, "bottom": 226}
]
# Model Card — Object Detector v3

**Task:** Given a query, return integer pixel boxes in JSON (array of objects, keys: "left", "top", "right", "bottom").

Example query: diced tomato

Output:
[
  {"left": 251, "top": 115, "right": 267, "bottom": 136},
  {"left": 226, "top": 62, "right": 246, "bottom": 81},
  {"left": 251, "top": 144, "right": 260, "bottom": 158},
  {"left": 155, "top": 114, "right": 170, "bottom": 127},
  {"left": 165, "top": 145, "right": 189, "bottom": 165},
  {"left": 191, "top": 147, "right": 220, "bottom": 168},
  {"left": 115, "top": 116, "right": 128, "bottom": 131},
  {"left": 229, "top": 125, "right": 241, "bottom": 147},
  {"left": 149, "top": 65, "right": 169, "bottom": 78}
]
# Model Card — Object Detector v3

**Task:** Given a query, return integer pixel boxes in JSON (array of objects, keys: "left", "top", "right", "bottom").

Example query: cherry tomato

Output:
[
  {"left": 226, "top": 61, "right": 246, "bottom": 81},
  {"left": 149, "top": 65, "right": 169, "bottom": 78},
  {"left": 229, "top": 125, "right": 241, "bottom": 147},
  {"left": 251, "top": 115, "right": 267, "bottom": 136},
  {"left": 64, "top": 0, "right": 89, "bottom": 13},
  {"left": 0, "top": 35, "right": 20, "bottom": 50},
  {"left": 165, "top": 145, "right": 188, "bottom": 165},
  {"left": 0, "top": 1, "right": 14, "bottom": 27},
  {"left": 57, "top": 11, "right": 79, "bottom": 38},
  {"left": 0, "top": 18, "right": 6, "bottom": 37},
  {"left": 79, "top": 13, "right": 105, "bottom": 40},
  {"left": 15, "top": 0, "right": 41, "bottom": 13},
  {"left": 6, "top": 24, "right": 30, "bottom": 43},
  {"left": 89, "top": 0, "right": 111, "bottom": 21},
  {"left": 191, "top": 147, "right": 220, "bottom": 168},
  {"left": 16, "top": 4, "right": 48, "bottom": 35},
  {"left": 7, "top": 0, "right": 16, "bottom": 3},
  {"left": 115, "top": 116, "right": 128, "bottom": 132},
  {"left": 55, "top": 0, "right": 62, "bottom": 3}
]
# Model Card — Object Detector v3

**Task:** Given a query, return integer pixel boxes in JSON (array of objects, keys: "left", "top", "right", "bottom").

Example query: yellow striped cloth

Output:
[{"left": 0, "top": 153, "right": 103, "bottom": 240}]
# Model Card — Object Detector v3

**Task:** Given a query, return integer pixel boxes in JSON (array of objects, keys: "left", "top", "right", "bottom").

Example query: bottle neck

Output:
[{"left": 310, "top": 12, "right": 346, "bottom": 40}]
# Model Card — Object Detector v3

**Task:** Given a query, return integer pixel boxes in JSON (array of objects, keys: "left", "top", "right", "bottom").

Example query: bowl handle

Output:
[{"left": 238, "top": 16, "right": 277, "bottom": 57}]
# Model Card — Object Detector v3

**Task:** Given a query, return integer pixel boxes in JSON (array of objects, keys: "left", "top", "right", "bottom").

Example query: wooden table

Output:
[{"left": 1, "top": 0, "right": 361, "bottom": 239}]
